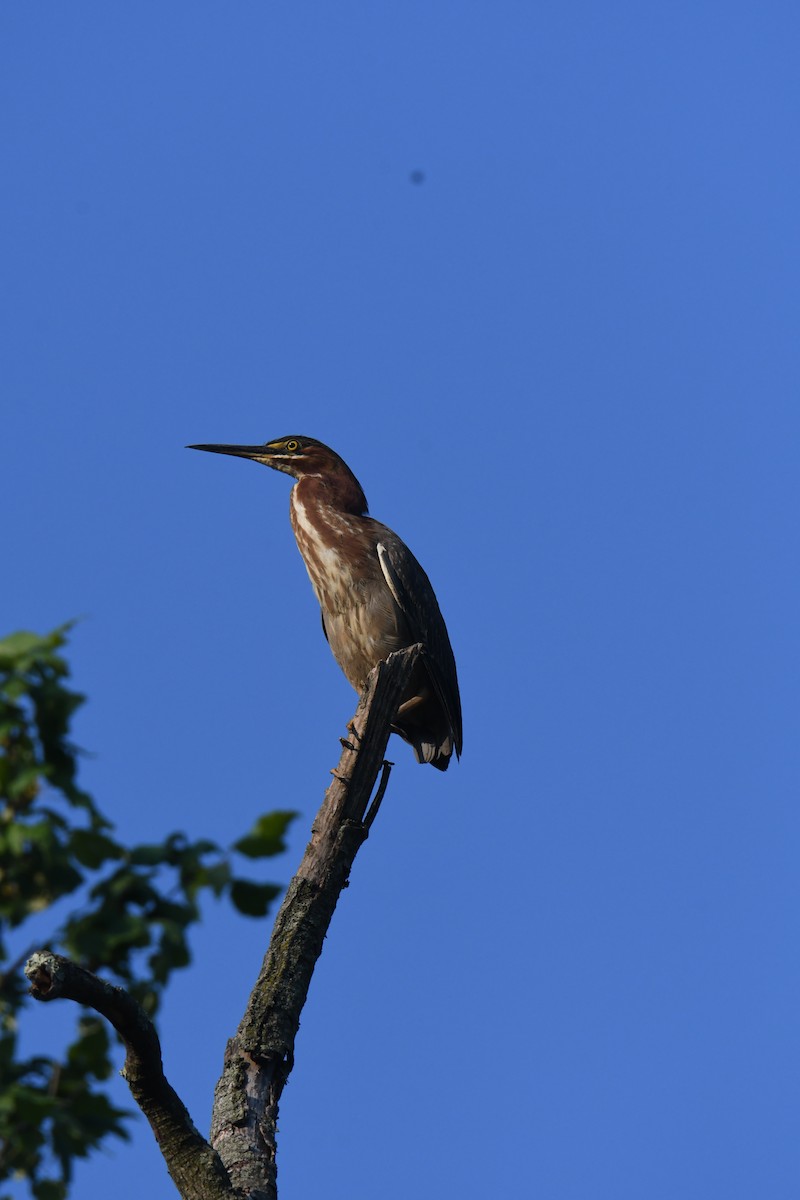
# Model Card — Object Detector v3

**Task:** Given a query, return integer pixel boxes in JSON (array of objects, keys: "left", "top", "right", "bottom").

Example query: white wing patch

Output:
[{"left": 377, "top": 542, "right": 404, "bottom": 610}]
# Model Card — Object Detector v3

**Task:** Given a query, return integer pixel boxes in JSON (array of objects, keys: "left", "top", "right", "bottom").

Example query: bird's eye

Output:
[{"left": 285, "top": 439, "right": 300, "bottom": 452}]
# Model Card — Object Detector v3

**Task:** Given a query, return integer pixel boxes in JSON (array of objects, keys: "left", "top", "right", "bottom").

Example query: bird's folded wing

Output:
[{"left": 376, "top": 537, "right": 462, "bottom": 754}]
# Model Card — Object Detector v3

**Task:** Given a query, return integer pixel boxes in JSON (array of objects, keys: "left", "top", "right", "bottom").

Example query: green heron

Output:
[{"left": 188, "top": 436, "right": 462, "bottom": 770}]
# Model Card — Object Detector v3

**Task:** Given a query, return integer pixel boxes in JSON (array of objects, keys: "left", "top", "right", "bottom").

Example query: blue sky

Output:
[{"left": 3, "top": 4, "right": 799, "bottom": 1197}]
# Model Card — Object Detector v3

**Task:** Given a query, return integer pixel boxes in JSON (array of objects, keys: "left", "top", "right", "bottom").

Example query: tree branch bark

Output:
[
  {"left": 24, "top": 952, "right": 238, "bottom": 1200},
  {"left": 209, "top": 644, "right": 423, "bottom": 1200}
]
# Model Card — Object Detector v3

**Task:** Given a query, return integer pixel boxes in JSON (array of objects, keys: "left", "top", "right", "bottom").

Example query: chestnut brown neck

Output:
[{"left": 292, "top": 467, "right": 368, "bottom": 517}]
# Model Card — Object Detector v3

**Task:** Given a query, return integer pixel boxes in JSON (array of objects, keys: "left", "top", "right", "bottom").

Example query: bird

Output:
[{"left": 188, "top": 436, "right": 462, "bottom": 770}]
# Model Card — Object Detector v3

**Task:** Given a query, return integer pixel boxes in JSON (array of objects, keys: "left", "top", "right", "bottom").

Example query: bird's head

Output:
[{"left": 188, "top": 435, "right": 368, "bottom": 512}]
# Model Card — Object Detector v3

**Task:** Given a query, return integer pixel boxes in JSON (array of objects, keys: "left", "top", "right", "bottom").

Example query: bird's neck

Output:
[
  {"left": 290, "top": 475, "right": 369, "bottom": 609},
  {"left": 291, "top": 472, "right": 368, "bottom": 518}
]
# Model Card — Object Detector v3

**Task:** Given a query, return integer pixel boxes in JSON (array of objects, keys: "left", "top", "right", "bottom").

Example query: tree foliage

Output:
[{"left": 0, "top": 627, "right": 295, "bottom": 1200}]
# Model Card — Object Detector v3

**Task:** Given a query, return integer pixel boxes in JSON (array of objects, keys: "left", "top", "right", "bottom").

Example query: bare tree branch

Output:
[
  {"left": 209, "top": 644, "right": 422, "bottom": 1200},
  {"left": 25, "top": 952, "right": 238, "bottom": 1200},
  {"left": 24, "top": 644, "right": 421, "bottom": 1199}
]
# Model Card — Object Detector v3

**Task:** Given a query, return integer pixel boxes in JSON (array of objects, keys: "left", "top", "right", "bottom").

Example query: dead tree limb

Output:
[
  {"left": 209, "top": 644, "right": 422, "bottom": 1199},
  {"left": 25, "top": 952, "right": 237, "bottom": 1200},
  {"left": 25, "top": 644, "right": 422, "bottom": 1200}
]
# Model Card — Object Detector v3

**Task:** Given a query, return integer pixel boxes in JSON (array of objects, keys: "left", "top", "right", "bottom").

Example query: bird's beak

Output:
[{"left": 187, "top": 443, "right": 267, "bottom": 462}]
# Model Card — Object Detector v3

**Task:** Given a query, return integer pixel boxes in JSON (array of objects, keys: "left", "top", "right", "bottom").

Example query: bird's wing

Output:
[{"left": 376, "top": 534, "right": 462, "bottom": 754}]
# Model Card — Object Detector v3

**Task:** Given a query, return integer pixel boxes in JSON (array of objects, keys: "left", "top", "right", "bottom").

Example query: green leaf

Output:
[
  {"left": 4, "top": 819, "right": 52, "bottom": 853},
  {"left": 148, "top": 922, "right": 192, "bottom": 984},
  {"left": 127, "top": 841, "right": 171, "bottom": 866},
  {"left": 33, "top": 1179, "right": 68, "bottom": 1200},
  {"left": 6, "top": 764, "right": 44, "bottom": 800},
  {"left": 127, "top": 832, "right": 206, "bottom": 867},
  {"left": 192, "top": 860, "right": 232, "bottom": 897},
  {"left": 0, "top": 627, "right": 69, "bottom": 669},
  {"left": 229, "top": 878, "right": 282, "bottom": 917},
  {"left": 65, "top": 1019, "right": 113, "bottom": 1082},
  {"left": 232, "top": 810, "right": 297, "bottom": 859},
  {"left": 68, "top": 829, "right": 123, "bottom": 869}
]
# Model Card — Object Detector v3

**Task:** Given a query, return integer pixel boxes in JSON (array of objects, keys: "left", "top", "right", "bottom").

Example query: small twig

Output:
[
  {"left": 364, "top": 759, "right": 394, "bottom": 831},
  {"left": 345, "top": 718, "right": 362, "bottom": 742}
]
